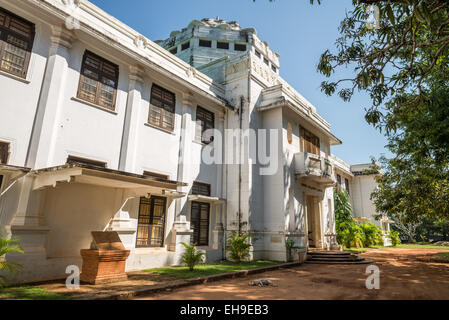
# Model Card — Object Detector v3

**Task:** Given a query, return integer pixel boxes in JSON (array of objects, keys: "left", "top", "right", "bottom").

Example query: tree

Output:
[
  {"left": 316, "top": 0, "right": 449, "bottom": 134},
  {"left": 314, "top": 0, "right": 449, "bottom": 222}
]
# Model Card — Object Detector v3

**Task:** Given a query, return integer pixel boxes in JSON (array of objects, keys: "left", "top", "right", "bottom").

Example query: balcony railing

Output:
[{"left": 294, "top": 152, "right": 336, "bottom": 187}]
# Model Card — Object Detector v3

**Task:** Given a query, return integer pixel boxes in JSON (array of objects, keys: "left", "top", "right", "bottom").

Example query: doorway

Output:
[{"left": 306, "top": 195, "right": 321, "bottom": 248}]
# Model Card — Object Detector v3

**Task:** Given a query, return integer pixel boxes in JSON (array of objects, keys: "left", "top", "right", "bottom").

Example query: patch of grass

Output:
[
  {"left": 344, "top": 248, "right": 368, "bottom": 253},
  {"left": 0, "top": 285, "right": 69, "bottom": 300},
  {"left": 387, "top": 243, "right": 449, "bottom": 250},
  {"left": 145, "top": 260, "right": 283, "bottom": 279},
  {"left": 344, "top": 243, "right": 449, "bottom": 251},
  {"left": 431, "top": 252, "right": 449, "bottom": 263}
]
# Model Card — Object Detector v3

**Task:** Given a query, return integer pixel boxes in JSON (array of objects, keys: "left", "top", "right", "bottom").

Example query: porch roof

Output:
[
  {"left": 0, "top": 164, "right": 31, "bottom": 179},
  {"left": 31, "top": 163, "right": 187, "bottom": 198},
  {"left": 187, "top": 194, "right": 226, "bottom": 204}
]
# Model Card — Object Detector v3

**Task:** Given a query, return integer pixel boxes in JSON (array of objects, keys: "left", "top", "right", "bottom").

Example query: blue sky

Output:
[{"left": 90, "top": 0, "right": 391, "bottom": 165}]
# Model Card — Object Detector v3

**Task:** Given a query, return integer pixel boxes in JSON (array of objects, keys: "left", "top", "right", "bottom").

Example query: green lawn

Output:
[
  {"left": 344, "top": 243, "right": 449, "bottom": 252},
  {"left": 0, "top": 285, "right": 69, "bottom": 300},
  {"left": 145, "top": 260, "right": 283, "bottom": 279}
]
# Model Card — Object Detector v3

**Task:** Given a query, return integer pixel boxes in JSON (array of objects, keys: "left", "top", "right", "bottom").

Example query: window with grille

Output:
[
  {"left": 299, "top": 126, "right": 320, "bottom": 156},
  {"left": 149, "top": 84, "right": 176, "bottom": 131},
  {"left": 199, "top": 39, "right": 212, "bottom": 48},
  {"left": 234, "top": 43, "right": 246, "bottom": 51},
  {"left": 67, "top": 155, "right": 107, "bottom": 168},
  {"left": 0, "top": 8, "right": 35, "bottom": 78},
  {"left": 191, "top": 201, "right": 210, "bottom": 246},
  {"left": 77, "top": 51, "right": 119, "bottom": 110},
  {"left": 136, "top": 196, "right": 167, "bottom": 247},
  {"left": 217, "top": 41, "right": 229, "bottom": 49},
  {"left": 195, "top": 106, "right": 214, "bottom": 144},
  {"left": 191, "top": 181, "right": 211, "bottom": 197},
  {"left": 0, "top": 141, "right": 9, "bottom": 164}
]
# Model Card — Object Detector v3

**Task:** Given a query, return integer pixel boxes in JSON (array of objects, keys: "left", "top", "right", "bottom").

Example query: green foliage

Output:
[
  {"left": 180, "top": 242, "right": 205, "bottom": 271},
  {"left": 0, "top": 238, "right": 24, "bottom": 287},
  {"left": 360, "top": 222, "right": 384, "bottom": 247},
  {"left": 334, "top": 188, "right": 363, "bottom": 248},
  {"left": 339, "top": 221, "right": 365, "bottom": 248},
  {"left": 226, "top": 233, "right": 252, "bottom": 263},
  {"left": 334, "top": 189, "right": 385, "bottom": 248},
  {"left": 389, "top": 230, "right": 401, "bottom": 247},
  {"left": 313, "top": 0, "right": 449, "bottom": 223}
]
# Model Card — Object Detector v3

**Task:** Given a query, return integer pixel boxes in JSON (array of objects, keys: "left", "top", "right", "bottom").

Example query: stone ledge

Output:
[{"left": 85, "top": 261, "right": 301, "bottom": 300}]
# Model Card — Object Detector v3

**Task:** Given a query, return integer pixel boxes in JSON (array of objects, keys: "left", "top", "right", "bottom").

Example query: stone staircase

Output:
[{"left": 306, "top": 251, "right": 373, "bottom": 264}]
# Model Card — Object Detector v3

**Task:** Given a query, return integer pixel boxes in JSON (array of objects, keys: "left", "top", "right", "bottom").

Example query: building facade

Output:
[
  {"left": 0, "top": 0, "right": 375, "bottom": 283},
  {"left": 331, "top": 157, "right": 392, "bottom": 245}
]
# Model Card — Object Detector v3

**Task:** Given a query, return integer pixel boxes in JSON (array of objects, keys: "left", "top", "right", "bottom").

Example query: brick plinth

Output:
[{"left": 80, "top": 249, "right": 130, "bottom": 284}]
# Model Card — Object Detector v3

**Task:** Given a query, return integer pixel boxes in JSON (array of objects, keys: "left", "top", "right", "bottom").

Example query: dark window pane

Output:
[
  {"left": 196, "top": 106, "right": 215, "bottom": 144},
  {"left": 169, "top": 47, "right": 177, "bottom": 54},
  {"left": 255, "top": 50, "right": 261, "bottom": 58},
  {"left": 191, "top": 181, "right": 211, "bottom": 197},
  {"left": 234, "top": 43, "right": 246, "bottom": 51},
  {"left": 0, "top": 9, "right": 35, "bottom": 78},
  {"left": 264, "top": 58, "right": 269, "bottom": 65},
  {"left": 136, "top": 196, "right": 167, "bottom": 247},
  {"left": 181, "top": 41, "right": 190, "bottom": 51},
  {"left": 191, "top": 201, "right": 210, "bottom": 246},
  {"left": 0, "top": 142, "right": 9, "bottom": 164},
  {"left": 199, "top": 39, "right": 212, "bottom": 48},
  {"left": 77, "top": 51, "right": 118, "bottom": 110},
  {"left": 217, "top": 41, "right": 229, "bottom": 49},
  {"left": 149, "top": 84, "right": 175, "bottom": 131},
  {"left": 271, "top": 65, "right": 277, "bottom": 73}
]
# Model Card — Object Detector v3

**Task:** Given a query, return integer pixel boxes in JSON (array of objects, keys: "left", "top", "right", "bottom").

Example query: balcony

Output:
[{"left": 294, "top": 152, "right": 336, "bottom": 187}]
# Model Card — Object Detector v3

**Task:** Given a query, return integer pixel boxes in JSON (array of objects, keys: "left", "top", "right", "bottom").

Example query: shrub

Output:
[
  {"left": 389, "top": 230, "right": 401, "bottom": 246},
  {"left": 226, "top": 232, "right": 252, "bottom": 263},
  {"left": 0, "top": 238, "right": 24, "bottom": 286},
  {"left": 360, "top": 222, "right": 384, "bottom": 247},
  {"left": 180, "top": 242, "right": 205, "bottom": 271},
  {"left": 338, "top": 221, "right": 364, "bottom": 248}
]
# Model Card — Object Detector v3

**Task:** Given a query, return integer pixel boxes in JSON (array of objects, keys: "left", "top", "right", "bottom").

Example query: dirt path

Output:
[{"left": 136, "top": 248, "right": 449, "bottom": 300}]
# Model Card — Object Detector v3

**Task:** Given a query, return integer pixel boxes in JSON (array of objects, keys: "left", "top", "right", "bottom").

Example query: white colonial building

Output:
[{"left": 0, "top": 0, "right": 385, "bottom": 283}]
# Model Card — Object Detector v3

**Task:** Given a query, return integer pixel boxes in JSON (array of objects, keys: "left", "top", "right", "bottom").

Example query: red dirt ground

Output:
[{"left": 136, "top": 248, "right": 449, "bottom": 300}]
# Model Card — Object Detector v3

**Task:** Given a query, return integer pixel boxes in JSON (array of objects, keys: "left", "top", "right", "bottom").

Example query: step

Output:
[
  {"left": 305, "top": 259, "right": 373, "bottom": 265},
  {"left": 308, "top": 257, "right": 364, "bottom": 262},
  {"left": 308, "top": 253, "right": 351, "bottom": 257},
  {"left": 308, "top": 251, "right": 351, "bottom": 255}
]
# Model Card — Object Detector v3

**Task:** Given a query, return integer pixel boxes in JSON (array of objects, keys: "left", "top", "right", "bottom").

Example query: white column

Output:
[
  {"left": 119, "top": 65, "right": 145, "bottom": 172},
  {"left": 174, "top": 92, "right": 194, "bottom": 220},
  {"left": 26, "top": 25, "right": 74, "bottom": 169}
]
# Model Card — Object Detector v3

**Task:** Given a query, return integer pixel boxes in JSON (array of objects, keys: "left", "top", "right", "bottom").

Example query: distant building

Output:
[{"left": 331, "top": 156, "right": 392, "bottom": 245}]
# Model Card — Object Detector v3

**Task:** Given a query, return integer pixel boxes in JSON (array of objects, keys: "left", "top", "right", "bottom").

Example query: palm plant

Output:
[
  {"left": 180, "top": 242, "right": 205, "bottom": 271},
  {"left": 0, "top": 238, "right": 24, "bottom": 286},
  {"left": 226, "top": 232, "right": 252, "bottom": 263}
]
